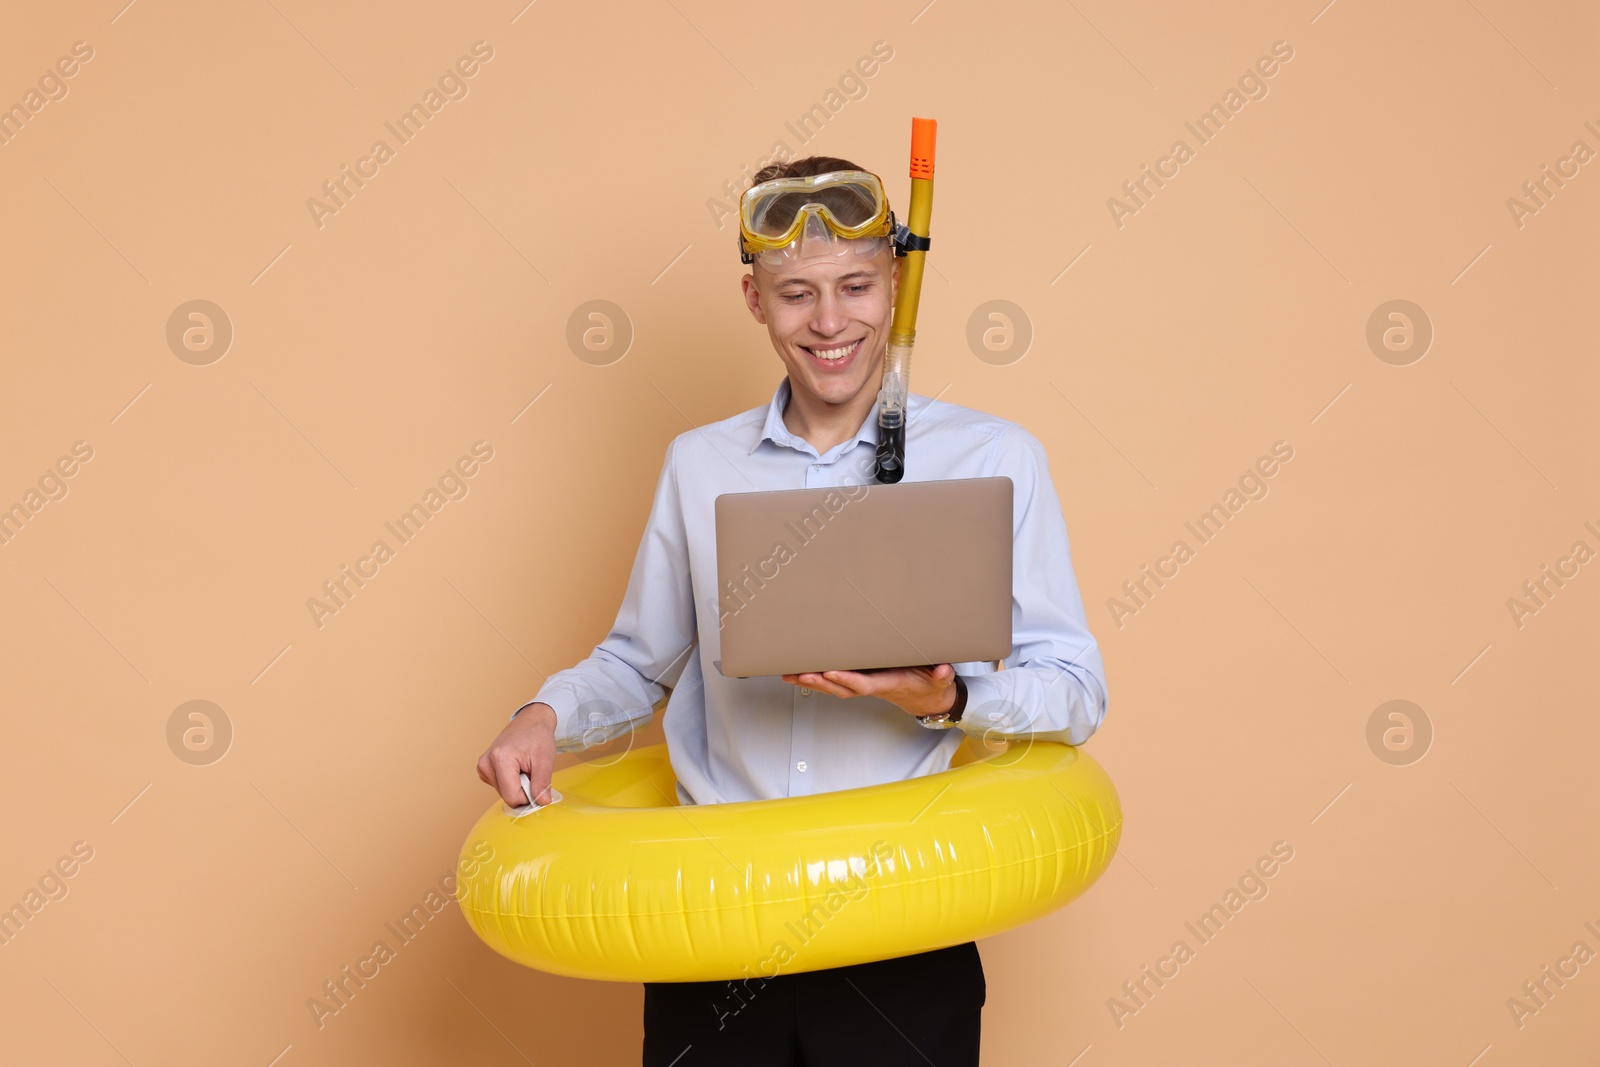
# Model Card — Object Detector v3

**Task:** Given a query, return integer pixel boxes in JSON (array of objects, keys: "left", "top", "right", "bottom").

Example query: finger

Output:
[
  {"left": 527, "top": 771, "right": 554, "bottom": 806},
  {"left": 821, "top": 670, "right": 875, "bottom": 695},
  {"left": 933, "top": 663, "right": 954, "bottom": 685},
  {"left": 803, "top": 674, "right": 857, "bottom": 699},
  {"left": 489, "top": 750, "right": 531, "bottom": 808},
  {"left": 845, "top": 667, "right": 927, "bottom": 692},
  {"left": 525, "top": 747, "right": 555, "bottom": 805}
]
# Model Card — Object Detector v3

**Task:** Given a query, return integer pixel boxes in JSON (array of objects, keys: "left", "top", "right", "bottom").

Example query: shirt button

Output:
[
  {"left": 812, "top": 463, "right": 822, "bottom": 470},
  {"left": 799, "top": 687, "right": 812, "bottom": 696},
  {"left": 797, "top": 760, "right": 808, "bottom": 772}
]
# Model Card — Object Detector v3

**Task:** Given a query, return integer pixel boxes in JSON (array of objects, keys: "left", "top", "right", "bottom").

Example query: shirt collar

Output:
[{"left": 747, "top": 376, "right": 883, "bottom": 459}]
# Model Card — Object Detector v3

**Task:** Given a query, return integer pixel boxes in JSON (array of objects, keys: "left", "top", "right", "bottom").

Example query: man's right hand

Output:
[{"left": 477, "top": 702, "right": 558, "bottom": 807}]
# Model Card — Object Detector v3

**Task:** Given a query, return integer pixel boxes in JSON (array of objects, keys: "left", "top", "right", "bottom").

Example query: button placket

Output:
[{"left": 789, "top": 675, "right": 815, "bottom": 796}]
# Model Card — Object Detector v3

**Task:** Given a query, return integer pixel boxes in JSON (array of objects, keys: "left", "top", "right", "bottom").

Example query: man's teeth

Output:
[{"left": 810, "top": 341, "right": 857, "bottom": 361}]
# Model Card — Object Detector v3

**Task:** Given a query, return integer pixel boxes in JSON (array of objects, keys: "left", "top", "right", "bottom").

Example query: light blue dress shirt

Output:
[{"left": 514, "top": 378, "right": 1108, "bottom": 805}]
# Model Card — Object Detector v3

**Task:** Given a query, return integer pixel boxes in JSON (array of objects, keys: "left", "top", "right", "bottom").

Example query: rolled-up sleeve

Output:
[
  {"left": 511, "top": 438, "right": 697, "bottom": 752},
  {"left": 957, "top": 426, "right": 1108, "bottom": 745}
]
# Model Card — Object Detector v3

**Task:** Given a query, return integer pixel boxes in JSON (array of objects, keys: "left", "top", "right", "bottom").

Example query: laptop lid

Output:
[{"left": 714, "top": 476, "right": 1013, "bottom": 678}]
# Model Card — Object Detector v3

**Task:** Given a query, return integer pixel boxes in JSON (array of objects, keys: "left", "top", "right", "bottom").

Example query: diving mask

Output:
[{"left": 738, "top": 169, "right": 901, "bottom": 267}]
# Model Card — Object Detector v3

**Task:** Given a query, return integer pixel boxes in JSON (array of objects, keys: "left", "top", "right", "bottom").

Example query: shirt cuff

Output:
[
  {"left": 511, "top": 687, "right": 643, "bottom": 753},
  {"left": 509, "top": 689, "right": 578, "bottom": 744},
  {"left": 953, "top": 671, "right": 1022, "bottom": 741}
]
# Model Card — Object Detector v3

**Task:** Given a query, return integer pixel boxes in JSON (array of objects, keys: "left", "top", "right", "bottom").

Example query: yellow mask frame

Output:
[{"left": 738, "top": 169, "right": 895, "bottom": 265}]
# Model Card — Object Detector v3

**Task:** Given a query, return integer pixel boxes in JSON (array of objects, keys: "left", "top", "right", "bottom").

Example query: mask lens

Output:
[
  {"left": 743, "top": 173, "right": 887, "bottom": 252},
  {"left": 755, "top": 182, "right": 878, "bottom": 238}
]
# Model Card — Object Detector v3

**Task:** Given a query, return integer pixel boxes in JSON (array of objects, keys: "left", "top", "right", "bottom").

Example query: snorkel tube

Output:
[{"left": 874, "top": 117, "right": 936, "bottom": 484}]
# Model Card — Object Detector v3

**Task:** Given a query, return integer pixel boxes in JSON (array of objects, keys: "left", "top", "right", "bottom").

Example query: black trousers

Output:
[{"left": 642, "top": 941, "right": 984, "bottom": 1066}]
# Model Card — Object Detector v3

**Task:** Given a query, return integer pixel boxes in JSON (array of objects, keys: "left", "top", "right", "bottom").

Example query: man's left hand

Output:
[{"left": 781, "top": 664, "right": 958, "bottom": 718}]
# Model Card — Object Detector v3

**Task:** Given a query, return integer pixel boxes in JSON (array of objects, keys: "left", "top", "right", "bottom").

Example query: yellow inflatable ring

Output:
[{"left": 456, "top": 739, "right": 1121, "bottom": 983}]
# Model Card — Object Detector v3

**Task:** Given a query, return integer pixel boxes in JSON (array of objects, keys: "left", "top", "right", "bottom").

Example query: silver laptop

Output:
[{"left": 713, "top": 477, "right": 1013, "bottom": 677}]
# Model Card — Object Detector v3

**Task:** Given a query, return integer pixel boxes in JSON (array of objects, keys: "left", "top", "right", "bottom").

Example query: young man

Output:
[{"left": 476, "top": 156, "right": 1108, "bottom": 1066}]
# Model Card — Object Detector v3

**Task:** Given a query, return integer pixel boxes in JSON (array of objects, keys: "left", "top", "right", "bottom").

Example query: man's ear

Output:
[{"left": 741, "top": 272, "right": 768, "bottom": 325}]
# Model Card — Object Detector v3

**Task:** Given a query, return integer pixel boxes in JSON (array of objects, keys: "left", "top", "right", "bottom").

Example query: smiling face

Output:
[{"left": 741, "top": 240, "right": 898, "bottom": 413}]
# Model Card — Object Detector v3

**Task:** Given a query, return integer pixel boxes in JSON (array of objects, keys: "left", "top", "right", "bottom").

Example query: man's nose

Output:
[{"left": 810, "top": 290, "right": 848, "bottom": 336}]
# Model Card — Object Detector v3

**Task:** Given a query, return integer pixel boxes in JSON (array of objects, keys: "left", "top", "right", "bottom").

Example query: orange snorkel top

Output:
[{"left": 909, "top": 116, "right": 936, "bottom": 179}]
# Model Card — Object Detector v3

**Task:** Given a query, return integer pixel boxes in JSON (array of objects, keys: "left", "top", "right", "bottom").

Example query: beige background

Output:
[{"left": 1, "top": 0, "right": 1596, "bottom": 1063}]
